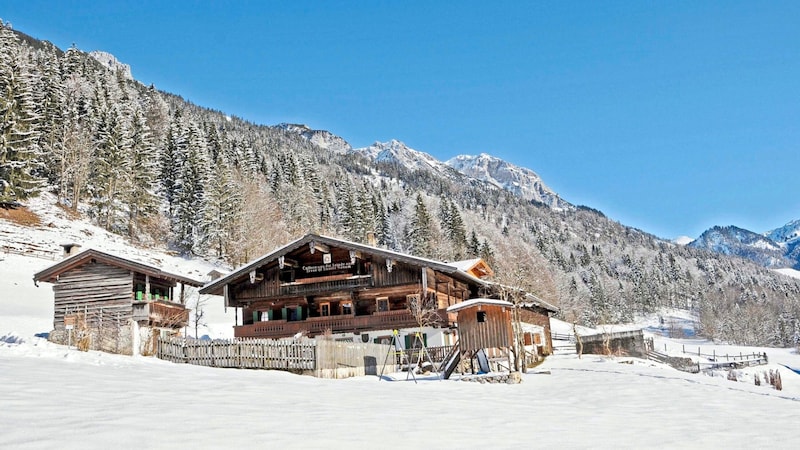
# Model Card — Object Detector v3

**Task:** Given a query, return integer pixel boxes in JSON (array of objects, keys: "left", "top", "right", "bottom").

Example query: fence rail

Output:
[
  {"left": 550, "top": 332, "right": 575, "bottom": 342},
  {"left": 1, "top": 243, "right": 59, "bottom": 260},
  {"left": 648, "top": 345, "right": 768, "bottom": 373}
]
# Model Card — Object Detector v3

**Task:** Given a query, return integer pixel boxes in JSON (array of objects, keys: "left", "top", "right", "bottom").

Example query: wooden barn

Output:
[
  {"left": 33, "top": 249, "right": 203, "bottom": 355},
  {"left": 446, "top": 299, "right": 515, "bottom": 374},
  {"left": 199, "top": 233, "right": 489, "bottom": 347}
]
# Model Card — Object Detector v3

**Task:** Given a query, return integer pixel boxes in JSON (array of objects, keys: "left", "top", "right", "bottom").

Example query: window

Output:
[
  {"left": 341, "top": 301, "right": 353, "bottom": 315},
  {"left": 477, "top": 311, "right": 487, "bottom": 323},
  {"left": 376, "top": 297, "right": 389, "bottom": 312},
  {"left": 320, "top": 302, "right": 330, "bottom": 317},
  {"left": 279, "top": 269, "right": 295, "bottom": 283}
]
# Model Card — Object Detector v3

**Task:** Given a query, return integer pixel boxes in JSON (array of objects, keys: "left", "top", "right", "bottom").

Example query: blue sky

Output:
[{"left": 4, "top": 1, "right": 799, "bottom": 239}]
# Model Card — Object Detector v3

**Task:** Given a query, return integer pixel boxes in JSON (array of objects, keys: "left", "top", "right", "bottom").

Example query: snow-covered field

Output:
[{"left": 2, "top": 204, "right": 800, "bottom": 448}]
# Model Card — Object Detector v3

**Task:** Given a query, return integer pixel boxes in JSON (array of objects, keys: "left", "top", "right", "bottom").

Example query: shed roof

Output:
[
  {"left": 33, "top": 248, "right": 204, "bottom": 287},
  {"left": 200, "top": 233, "right": 488, "bottom": 295},
  {"left": 446, "top": 298, "right": 514, "bottom": 313}
]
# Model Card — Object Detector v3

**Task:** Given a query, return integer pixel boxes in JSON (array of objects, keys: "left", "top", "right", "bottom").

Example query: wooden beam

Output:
[
  {"left": 309, "top": 241, "right": 330, "bottom": 254},
  {"left": 223, "top": 284, "right": 230, "bottom": 311}
]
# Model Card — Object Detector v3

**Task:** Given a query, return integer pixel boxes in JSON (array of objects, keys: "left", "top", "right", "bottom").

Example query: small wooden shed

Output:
[{"left": 447, "top": 298, "right": 514, "bottom": 373}]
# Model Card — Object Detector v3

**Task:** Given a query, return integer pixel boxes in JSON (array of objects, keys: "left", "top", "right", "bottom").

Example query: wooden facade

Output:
[
  {"left": 33, "top": 249, "right": 203, "bottom": 355},
  {"left": 200, "top": 234, "right": 487, "bottom": 340}
]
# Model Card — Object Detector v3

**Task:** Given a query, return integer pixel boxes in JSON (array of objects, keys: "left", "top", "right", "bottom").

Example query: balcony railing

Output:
[
  {"left": 279, "top": 275, "right": 373, "bottom": 297},
  {"left": 235, "top": 309, "right": 424, "bottom": 339},
  {"left": 132, "top": 300, "right": 189, "bottom": 328}
]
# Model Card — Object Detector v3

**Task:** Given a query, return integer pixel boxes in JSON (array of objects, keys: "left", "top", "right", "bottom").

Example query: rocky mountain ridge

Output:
[
  {"left": 281, "top": 125, "right": 571, "bottom": 211},
  {"left": 689, "top": 221, "right": 800, "bottom": 269}
]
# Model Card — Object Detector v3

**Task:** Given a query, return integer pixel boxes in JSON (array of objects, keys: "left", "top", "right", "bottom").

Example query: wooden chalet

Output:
[
  {"left": 33, "top": 249, "right": 204, "bottom": 355},
  {"left": 200, "top": 234, "right": 488, "bottom": 345}
]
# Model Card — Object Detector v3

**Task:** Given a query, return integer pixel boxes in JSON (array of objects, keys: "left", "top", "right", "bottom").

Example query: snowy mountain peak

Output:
[
  {"left": 275, "top": 124, "right": 569, "bottom": 210},
  {"left": 277, "top": 123, "right": 352, "bottom": 154},
  {"left": 354, "top": 140, "right": 449, "bottom": 173},
  {"left": 766, "top": 219, "right": 800, "bottom": 246},
  {"left": 88, "top": 51, "right": 132, "bottom": 80},
  {"left": 766, "top": 219, "right": 800, "bottom": 267},
  {"left": 445, "top": 153, "right": 570, "bottom": 211}
]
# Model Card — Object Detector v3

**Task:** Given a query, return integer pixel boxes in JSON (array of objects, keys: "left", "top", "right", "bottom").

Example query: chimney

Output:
[
  {"left": 60, "top": 243, "right": 81, "bottom": 258},
  {"left": 366, "top": 231, "right": 377, "bottom": 247}
]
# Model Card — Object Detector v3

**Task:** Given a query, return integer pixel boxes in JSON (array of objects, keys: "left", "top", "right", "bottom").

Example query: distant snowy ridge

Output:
[
  {"left": 277, "top": 123, "right": 352, "bottom": 154},
  {"left": 353, "top": 139, "right": 454, "bottom": 174},
  {"left": 766, "top": 219, "right": 800, "bottom": 265},
  {"left": 688, "top": 225, "right": 792, "bottom": 268},
  {"left": 766, "top": 219, "right": 800, "bottom": 246},
  {"left": 88, "top": 51, "right": 132, "bottom": 80},
  {"left": 445, "top": 153, "right": 570, "bottom": 210}
]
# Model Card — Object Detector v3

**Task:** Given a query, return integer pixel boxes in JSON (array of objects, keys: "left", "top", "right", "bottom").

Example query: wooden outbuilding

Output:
[
  {"left": 446, "top": 298, "right": 515, "bottom": 373},
  {"left": 33, "top": 248, "right": 203, "bottom": 355}
]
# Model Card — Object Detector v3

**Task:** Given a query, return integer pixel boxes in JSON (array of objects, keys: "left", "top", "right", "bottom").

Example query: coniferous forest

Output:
[{"left": 2, "top": 22, "right": 799, "bottom": 346}]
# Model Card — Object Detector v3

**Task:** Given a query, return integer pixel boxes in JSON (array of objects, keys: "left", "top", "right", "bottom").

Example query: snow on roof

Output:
[
  {"left": 446, "top": 258, "right": 482, "bottom": 272},
  {"left": 446, "top": 298, "right": 513, "bottom": 312}
]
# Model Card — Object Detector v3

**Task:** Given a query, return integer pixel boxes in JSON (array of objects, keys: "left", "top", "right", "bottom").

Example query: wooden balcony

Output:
[
  {"left": 132, "top": 300, "right": 189, "bottom": 328},
  {"left": 235, "top": 309, "right": 424, "bottom": 339},
  {"left": 279, "top": 275, "right": 373, "bottom": 297}
]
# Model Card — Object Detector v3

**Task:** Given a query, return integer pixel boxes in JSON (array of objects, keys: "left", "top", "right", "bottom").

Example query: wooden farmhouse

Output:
[
  {"left": 33, "top": 249, "right": 204, "bottom": 355},
  {"left": 200, "top": 233, "right": 492, "bottom": 347}
]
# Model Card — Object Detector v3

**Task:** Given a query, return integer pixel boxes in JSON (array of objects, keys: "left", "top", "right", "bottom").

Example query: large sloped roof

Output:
[
  {"left": 200, "top": 233, "right": 488, "bottom": 295},
  {"left": 33, "top": 248, "right": 204, "bottom": 287}
]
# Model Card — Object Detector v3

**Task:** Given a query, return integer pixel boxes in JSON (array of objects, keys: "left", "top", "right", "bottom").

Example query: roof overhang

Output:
[
  {"left": 200, "top": 233, "right": 488, "bottom": 296},
  {"left": 33, "top": 248, "right": 204, "bottom": 287}
]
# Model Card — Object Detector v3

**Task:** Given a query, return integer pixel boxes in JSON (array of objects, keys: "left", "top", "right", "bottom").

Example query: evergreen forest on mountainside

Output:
[{"left": 1, "top": 22, "right": 799, "bottom": 347}]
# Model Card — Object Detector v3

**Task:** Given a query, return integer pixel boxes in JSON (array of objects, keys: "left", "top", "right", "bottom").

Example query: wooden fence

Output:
[
  {"left": 648, "top": 345, "right": 768, "bottom": 373},
  {"left": 157, "top": 337, "right": 393, "bottom": 379}
]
